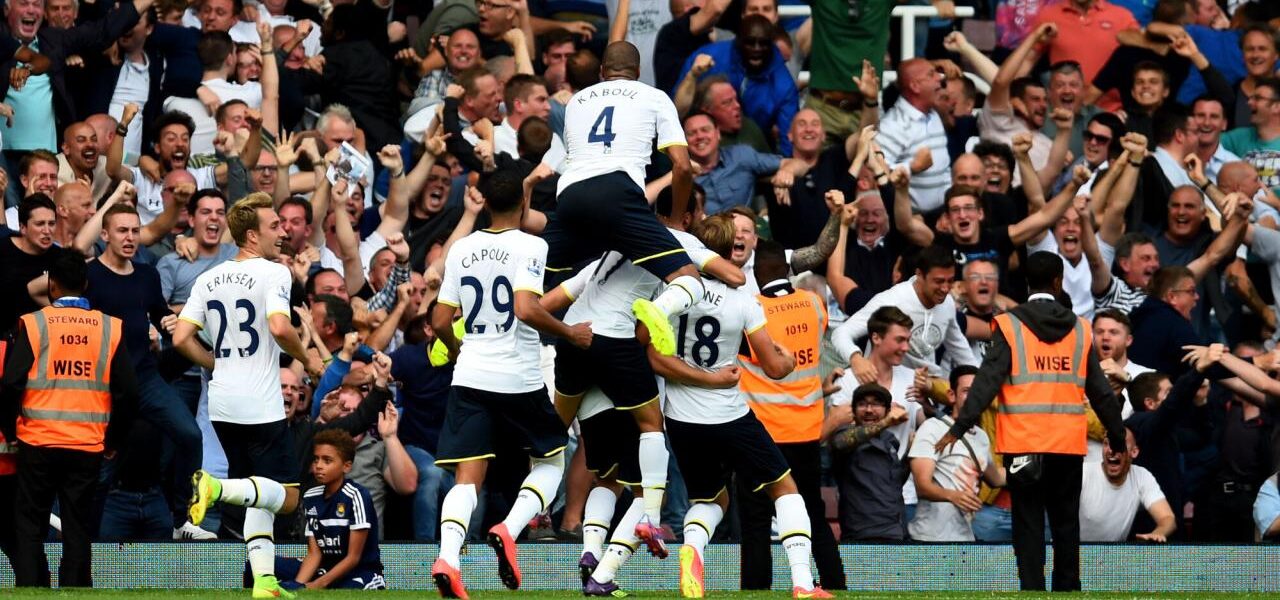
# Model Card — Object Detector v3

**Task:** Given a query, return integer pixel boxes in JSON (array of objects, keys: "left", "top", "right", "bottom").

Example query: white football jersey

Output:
[
  {"left": 663, "top": 278, "right": 768, "bottom": 425},
  {"left": 179, "top": 257, "right": 292, "bottom": 425},
  {"left": 563, "top": 229, "right": 718, "bottom": 339},
  {"left": 438, "top": 229, "right": 548, "bottom": 394},
  {"left": 558, "top": 79, "right": 686, "bottom": 192}
]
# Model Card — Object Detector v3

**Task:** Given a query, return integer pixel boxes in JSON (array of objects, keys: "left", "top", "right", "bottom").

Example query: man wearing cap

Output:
[
  {"left": 937, "top": 251, "right": 1127, "bottom": 592},
  {"left": 827, "top": 382, "right": 908, "bottom": 541}
]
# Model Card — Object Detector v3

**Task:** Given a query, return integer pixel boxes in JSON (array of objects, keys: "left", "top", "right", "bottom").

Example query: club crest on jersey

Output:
[{"left": 336, "top": 503, "right": 346, "bottom": 517}]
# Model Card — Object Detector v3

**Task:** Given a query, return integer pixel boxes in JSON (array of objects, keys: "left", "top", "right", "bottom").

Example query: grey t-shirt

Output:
[
  {"left": 350, "top": 433, "right": 387, "bottom": 538},
  {"left": 157, "top": 243, "right": 240, "bottom": 306},
  {"left": 907, "top": 417, "right": 990, "bottom": 542}
]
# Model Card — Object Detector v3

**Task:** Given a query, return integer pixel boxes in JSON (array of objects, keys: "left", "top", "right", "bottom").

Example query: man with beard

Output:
[
  {"left": 978, "top": 23, "right": 1073, "bottom": 189},
  {"left": 826, "top": 306, "right": 925, "bottom": 527},
  {"left": 107, "top": 105, "right": 233, "bottom": 226},
  {"left": 1078, "top": 428, "right": 1175, "bottom": 542},
  {"left": 56, "top": 122, "right": 110, "bottom": 201},
  {"left": 84, "top": 204, "right": 210, "bottom": 539},
  {"left": 674, "top": 15, "right": 797, "bottom": 154},
  {"left": 1050, "top": 112, "right": 1124, "bottom": 197},
  {"left": 1091, "top": 309, "right": 1152, "bottom": 420},
  {"left": 827, "top": 382, "right": 909, "bottom": 541}
]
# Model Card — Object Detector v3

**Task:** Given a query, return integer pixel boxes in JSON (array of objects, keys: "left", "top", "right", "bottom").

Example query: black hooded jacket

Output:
[{"left": 948, "top": 296, "right": 1127, "bottom": 453}]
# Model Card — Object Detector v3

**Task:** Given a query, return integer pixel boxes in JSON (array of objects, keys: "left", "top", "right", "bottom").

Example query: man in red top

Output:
[{"left": 1030, "top": 0, "right": 1139, "bottom": 91}]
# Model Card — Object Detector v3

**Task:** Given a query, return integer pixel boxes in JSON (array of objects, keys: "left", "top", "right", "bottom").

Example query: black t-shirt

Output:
[
  {"left": 84, "top": 259, "right": 171, "bottom": 373},
  {"left": 932, "top": 226, "right": 1020, "bottom": 298},
  {"left": 654, "top": 11, "right": 711, "bottom": 94},
  {"left": 767, "top": 146, "right": 855, "bottom": 250},
  {"left": 1093, "top": 46, "right": 1192, "bottom": 114},
  {"left": 479, "top": 33, "right": 513, "bottom": 60},
  {"left": 0, "top": 238, "right": 65, "bottom": 335}
]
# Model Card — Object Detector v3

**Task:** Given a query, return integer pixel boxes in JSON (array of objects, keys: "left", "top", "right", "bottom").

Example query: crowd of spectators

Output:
[{"left": 1, "top": 0, "right": 1280, "bottom": 555}]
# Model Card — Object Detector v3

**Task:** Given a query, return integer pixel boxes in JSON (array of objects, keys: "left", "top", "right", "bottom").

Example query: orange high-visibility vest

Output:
[
  {"left": 0, "top": 339, "right": 13, "bottom": 475},
  {"left": 992, "top": 312, "right": 1090, "bottom": 456},
  {"left": 742, "top": 289, "right": 827, "bottom": 444},
  {"left": 16, "top": 306, "right": 122, "bottom": 453}
]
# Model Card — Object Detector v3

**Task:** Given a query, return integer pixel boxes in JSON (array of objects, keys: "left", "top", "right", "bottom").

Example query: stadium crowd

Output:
[{"left": 4, "top": 0, "right": 1280, "bottom": 591}]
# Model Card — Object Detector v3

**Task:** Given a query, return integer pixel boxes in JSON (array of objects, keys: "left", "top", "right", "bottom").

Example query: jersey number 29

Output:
[
  {"left": 461, "top": 275, "right": 515, "bottom": 334},
  {"left": 589, "top": 107, "right": 616, "bottom": 148}
]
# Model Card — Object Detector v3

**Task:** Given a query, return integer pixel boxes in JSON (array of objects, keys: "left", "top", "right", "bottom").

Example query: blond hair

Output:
[
  {"left": 228, "top": 192, "right": 274, "bottom": 247},
  {"left": 694, "top": 214, "right": 735, "bottom": 260}
]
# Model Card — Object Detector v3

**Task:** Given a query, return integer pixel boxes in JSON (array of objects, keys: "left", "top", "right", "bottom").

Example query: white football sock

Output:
[
  {"left": 681, "top": 502, "right": 724, "bottom": 560},
  {"left": 582, "top": 486, "right": 618, "bottom": 558},
  {"left": 218, "top": 476, "right": 286, "bottom": 513},
  {"left": 244, "top": 508, "right": 276, "bottom": 578},
  {"left": 775, "top": 493, "right": 815, "bottom": 590},
  {"left": 591, "top": 498, "right": 644, "bottom": 584},
  {"left": 637, "top": 432, "right": 668, "bottom": 524},
  {"left": 501, "top": 453, "right": 565, "bottom": 536},
  {"left": 438, "top": 483, "right": 478, "bottom": 569},
  {"left": 652, "top": 275, "right": 703, "bottom": 317}
]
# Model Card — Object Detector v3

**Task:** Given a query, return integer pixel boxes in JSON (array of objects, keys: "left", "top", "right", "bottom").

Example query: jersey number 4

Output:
[
  {"left": 676, "top": 314, "right": 720, "bottom": 367},
  {"left": 461, "top": 275, "right": 515, "bottom": 334},
  {"left": 589, "top": 107, "right": 616, "bottom": 149},
  {"left": 207, "top": 299, "right": 260, "bottom": 358}
]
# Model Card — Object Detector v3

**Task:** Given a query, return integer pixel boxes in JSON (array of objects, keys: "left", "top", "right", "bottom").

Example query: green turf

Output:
[{"left": 4, "top": 591, "right": 1280, "bottom": 599}]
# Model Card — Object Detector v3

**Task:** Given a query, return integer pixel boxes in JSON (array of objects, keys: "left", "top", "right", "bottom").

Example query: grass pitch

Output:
[{"left": 3, "top": 591, "right": 1280, "bottom": 599}]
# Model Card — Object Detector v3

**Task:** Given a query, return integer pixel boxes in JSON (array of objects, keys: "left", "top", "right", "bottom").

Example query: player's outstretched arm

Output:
[
  {"left": 515, "top": 290, "right": 592, "bottom": 348},
  {"left": 172, "top": 319, "right": 215, "bottom": 370}
]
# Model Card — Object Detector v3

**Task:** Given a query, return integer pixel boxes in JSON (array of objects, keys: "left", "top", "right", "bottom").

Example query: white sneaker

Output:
[{"left": 174, "top": 521, "right": 217, "bottom": 540}]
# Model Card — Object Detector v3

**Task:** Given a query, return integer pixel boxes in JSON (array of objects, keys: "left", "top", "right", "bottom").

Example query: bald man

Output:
[
  {"left": 52, "top": 181, "right": 96, "bottom": 248},
  {"left": 57, "top": 122, "right": 111, "bottom": 201},
  {"left": 876, "top": 58, "right": 951, "bottom": 214}
]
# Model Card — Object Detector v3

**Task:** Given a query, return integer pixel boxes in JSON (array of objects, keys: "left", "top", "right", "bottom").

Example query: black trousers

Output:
[
  {"left": 14, "top": 443, "right": 102, "bottom": 587},
  {"left": 1006, "top": 453, "right": 1082, "bottom": 592},
  {"left": 737, "top": 441, "right": 846, "bottom": 591}
]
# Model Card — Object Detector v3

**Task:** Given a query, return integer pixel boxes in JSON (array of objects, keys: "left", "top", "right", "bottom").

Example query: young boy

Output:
[{"left": 275, "top": 430, "right": 386, "bottom": 590}]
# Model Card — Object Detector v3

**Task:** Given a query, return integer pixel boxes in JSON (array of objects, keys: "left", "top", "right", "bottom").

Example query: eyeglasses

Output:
[
  {"left": 949, "top": 204, "right": 980, "bottom": 214},
  {"left": 1083, "top": 131, "right": 1111, "bottom": 145},
  {"left": 253, "top": 166, "right": 276, "bottom": 175},
  {"left": 476, "top": 0, "right": 512, "bottom": 9}
]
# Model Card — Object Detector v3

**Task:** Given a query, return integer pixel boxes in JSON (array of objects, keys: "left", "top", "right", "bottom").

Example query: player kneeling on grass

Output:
[
  {"left": 256, "top": 429, "right": 386, "bottom": 590},
  {"left": 651, "top": 214, "right": 832, "bottom": 599}
]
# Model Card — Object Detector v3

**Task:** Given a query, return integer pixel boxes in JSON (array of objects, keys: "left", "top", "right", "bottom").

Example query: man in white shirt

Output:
[
  {"left": 826, "top": 306, "right": 924, "bottom": 515},
  {"left": 875, "top": 58, "right": 950, "bottom": 214},
  {"left": 832, "top": 245, "right": 976, "bottom": 375},
  {"left": 183, "top": 0, "right": 259, "bottom": 43},
  {"left": 909, "top": 365, "right": 1006, "bottom": 541},
  {"left": 176, "top": 193, "right": 324, "bottom": 599},
  {"left": 1079, "top": 429, "right": 1176, "bottom": 542},
  {"left": 494, "top": 74, "right": 566, "bottom": 168}
]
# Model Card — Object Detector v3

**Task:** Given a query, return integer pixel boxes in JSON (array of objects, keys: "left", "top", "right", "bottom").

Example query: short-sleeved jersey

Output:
[
  {"left": 302, "top": 480, "right": 381, "bottom": 572},
  {"left": 178, "top": 257, "right": 292, "bottom": 425},
  {"left": 438, "top": 229, "right": 547, "bottom": 394},
  {"left": 563, "top": 228, "right": 717, "bottom": 339},
  {"left": 663, "top": 278, "right": 768, "bottom": 425},
  {"left": 558, "top": 79, "right": 687, "bottom": 192}
]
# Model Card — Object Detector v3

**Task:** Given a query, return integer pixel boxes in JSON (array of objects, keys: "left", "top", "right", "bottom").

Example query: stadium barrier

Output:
[{"left": 2, "top": 542, "right": 1278, "bottom": 591}]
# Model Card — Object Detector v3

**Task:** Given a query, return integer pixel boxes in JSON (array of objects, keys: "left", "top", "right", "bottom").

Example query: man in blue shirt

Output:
[
  {"left": 274, "top": 429, "right": 386, "bottom": 590},
  {"left": 683, "top": 112, "right": 808, "bottom": 215},
  {"left": 674, "top": 15, "right": 798, "bottom": 154}
]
